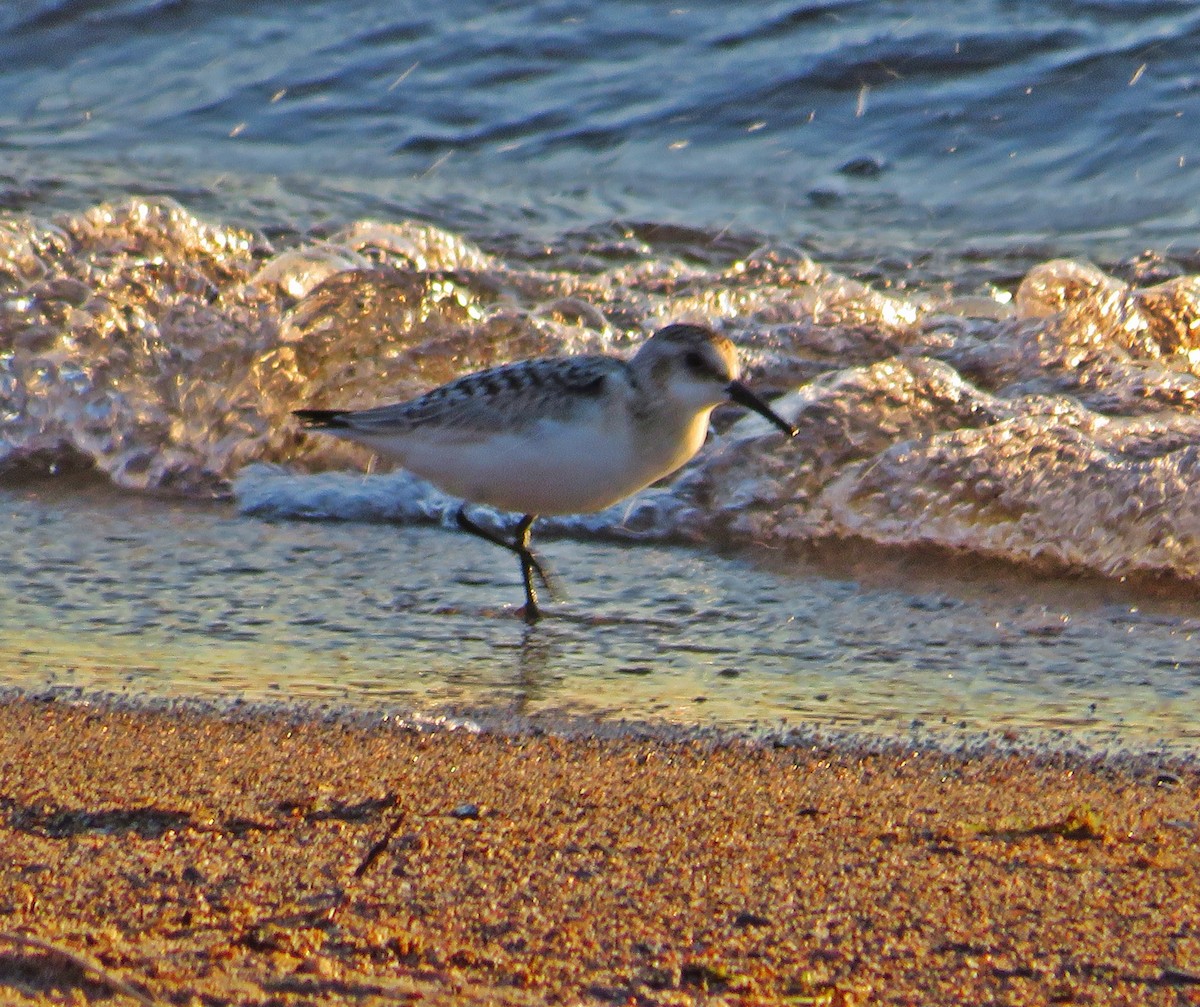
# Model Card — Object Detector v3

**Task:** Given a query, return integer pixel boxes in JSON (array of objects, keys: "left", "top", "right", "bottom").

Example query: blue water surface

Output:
[{"left": 3, "top": 0, "right": 1198, "bottom": 257}]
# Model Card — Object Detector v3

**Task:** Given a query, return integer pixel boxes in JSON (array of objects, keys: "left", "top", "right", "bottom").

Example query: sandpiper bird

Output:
[{"left": 294, "top": 322, "right": 796, "bottom": 622}]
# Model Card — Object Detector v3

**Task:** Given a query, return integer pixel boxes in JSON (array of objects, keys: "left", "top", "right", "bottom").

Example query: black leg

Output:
[
  {"left": 512, "top": 514, "right": 540, "bottom": 623},
  {"left": 455, "top": 506, "right": 552, "bottom": 621}
]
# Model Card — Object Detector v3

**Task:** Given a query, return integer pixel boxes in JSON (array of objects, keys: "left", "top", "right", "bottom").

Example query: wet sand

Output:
[{"left": 1, "top": 697, "right": 1198, "bottom": 1006}]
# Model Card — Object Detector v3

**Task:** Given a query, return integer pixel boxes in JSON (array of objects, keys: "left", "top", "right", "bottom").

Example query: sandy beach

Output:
[{"left": 0, "top": 696, "right": 1197, "bottom": 1006}]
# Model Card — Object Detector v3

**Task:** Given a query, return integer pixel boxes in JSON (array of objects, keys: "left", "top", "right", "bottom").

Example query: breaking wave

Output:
[{"left": 5, "top": 198, "right": 1200, "bottom": 582}]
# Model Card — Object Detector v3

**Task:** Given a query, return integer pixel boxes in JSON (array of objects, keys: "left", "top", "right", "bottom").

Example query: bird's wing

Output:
[{"left": 336, "top": 355, "right": 624, "bottom": 435}]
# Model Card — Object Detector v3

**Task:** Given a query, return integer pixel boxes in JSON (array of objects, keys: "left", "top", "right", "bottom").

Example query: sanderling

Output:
[{"left": 294, "top": 322, "right": 796, "bottom": 622}]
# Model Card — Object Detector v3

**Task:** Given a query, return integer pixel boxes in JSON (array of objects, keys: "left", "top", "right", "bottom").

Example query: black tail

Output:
[{"left": 293, "top": 408, "right": 353, "bottom": 429}]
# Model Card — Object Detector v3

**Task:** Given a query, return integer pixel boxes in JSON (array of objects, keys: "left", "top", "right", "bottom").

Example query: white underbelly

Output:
[{"left": 367, "top": 412, "right": 709, "bottom": 516}]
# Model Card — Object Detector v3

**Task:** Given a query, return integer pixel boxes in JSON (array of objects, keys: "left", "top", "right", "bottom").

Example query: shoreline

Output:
[
  {"left": 2, "top": 693, "right": 1198, "bottom": 1005},
  {"left": 4, "top": 683, "right": 1199, "bottom": 768},
  {"left": 9, "top": 481, "right": 1200, "bottom": 752}
]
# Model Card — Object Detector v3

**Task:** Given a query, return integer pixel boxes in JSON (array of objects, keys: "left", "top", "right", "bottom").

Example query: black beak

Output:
[{"left": 726, "top": 381, "right": 797, "bottom": 437}]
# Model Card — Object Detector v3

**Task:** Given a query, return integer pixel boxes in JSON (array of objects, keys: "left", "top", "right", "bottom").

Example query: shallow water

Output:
[{"left": 5, "top": 481, "right": 1199, "bottom": 750}]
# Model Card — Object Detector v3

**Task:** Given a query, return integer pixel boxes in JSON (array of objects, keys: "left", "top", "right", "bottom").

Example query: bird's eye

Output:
[{"left": 684, "top": 351, "right": 708, "bottom": 373}]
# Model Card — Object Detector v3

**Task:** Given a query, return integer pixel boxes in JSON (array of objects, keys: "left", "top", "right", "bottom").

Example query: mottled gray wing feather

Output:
[{"left": 341, "top": 355, "right": 624, "bottom": 435}]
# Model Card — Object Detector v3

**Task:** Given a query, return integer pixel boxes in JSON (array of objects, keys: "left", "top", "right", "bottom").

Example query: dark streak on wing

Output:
[
  {"left": 293, "top": 408, "right": 352, "bottom": 428},
  {"left": 573, "top": 373, "right": 605, "bottom": 395}
]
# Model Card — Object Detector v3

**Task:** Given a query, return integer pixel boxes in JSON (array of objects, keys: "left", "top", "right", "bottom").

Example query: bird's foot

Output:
[{"left": 518, "top": 601, "right": 542, "bottom": 624}]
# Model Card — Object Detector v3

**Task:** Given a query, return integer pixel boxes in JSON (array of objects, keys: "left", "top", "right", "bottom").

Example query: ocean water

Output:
[
  {"left": 3, "top": 1, "right": 1200, "bottom": 748},
  {"left": 5, "top": 0, "right": 1200, "bottom": 260}
]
